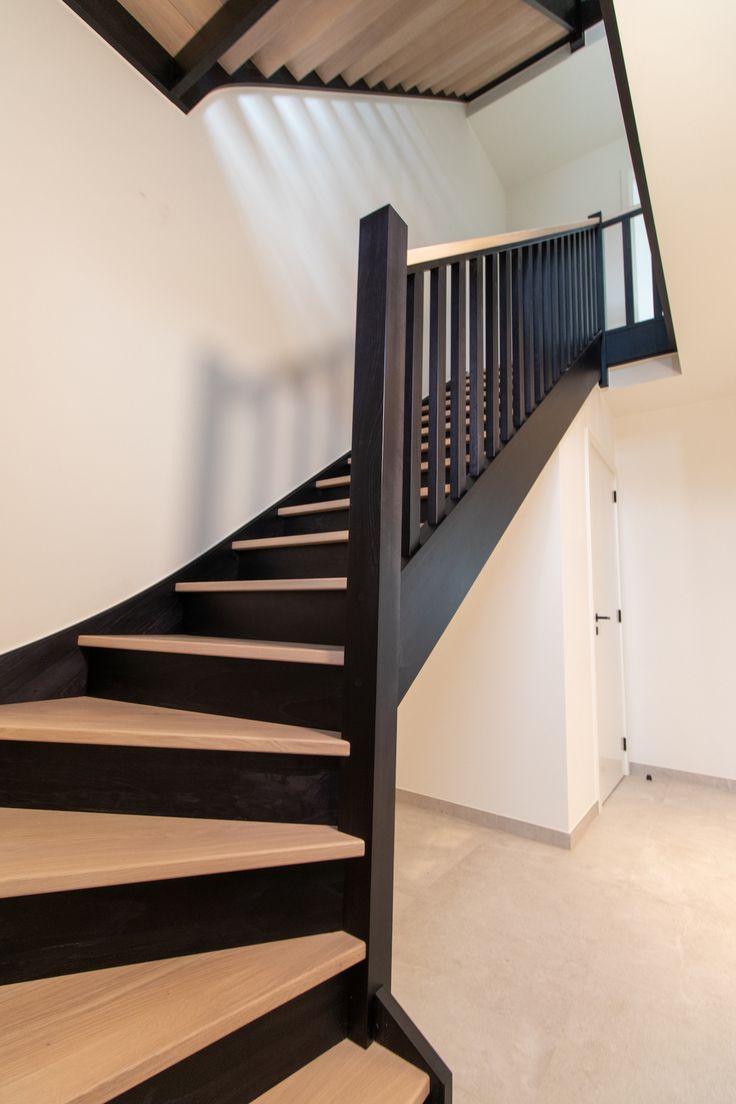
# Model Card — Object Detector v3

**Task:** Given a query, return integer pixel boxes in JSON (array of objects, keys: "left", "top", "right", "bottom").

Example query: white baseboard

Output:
[
  {"left": 629, "top": 762, "right": 736, "bottom": 791},
  {"left": 396, "top": 788, "right": 598, "bottom": 850}
]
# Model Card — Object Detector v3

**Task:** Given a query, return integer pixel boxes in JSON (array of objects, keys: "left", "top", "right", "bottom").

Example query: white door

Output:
[{"left": 589, "top": 444, "right": 627, "bottom": 801}]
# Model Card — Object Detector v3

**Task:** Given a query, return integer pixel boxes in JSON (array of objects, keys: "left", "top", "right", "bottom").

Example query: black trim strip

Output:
[{"left": 599, "top": 0, "right": 676, "bottom": 350}]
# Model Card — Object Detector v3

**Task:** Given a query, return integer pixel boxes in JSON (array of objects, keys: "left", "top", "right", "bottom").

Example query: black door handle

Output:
[{"left": 595, "top": 614, "right": 611, "bottom": 622}]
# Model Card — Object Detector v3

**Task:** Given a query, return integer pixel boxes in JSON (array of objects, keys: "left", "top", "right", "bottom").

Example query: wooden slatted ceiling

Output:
[
  {"left": 118, "top": 0, "right": 224, "bottom": 56},
  {"left": 219, "top": 0, "right": 565, "bottom": 96}
]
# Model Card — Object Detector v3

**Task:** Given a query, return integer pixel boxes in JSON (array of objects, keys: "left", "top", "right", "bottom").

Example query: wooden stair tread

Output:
[
  {"left": 252, "top": 1039, "right": 430, "bottom": 1103},
  {"left": 291, "top": 488, "right": 448, "bottom": 512},
  {"left": 0, "top": 807, "right": 364, "bottom": 898},
  {"left": 0, "top": 932, "right": 365, "bottom": 1104},
  {"left": 78, "top": 634, "right": 345, "bottom": 666},
  {"left": 233, "top": 531, "right": 349, "bottom": 550},
  {"left": 278, "top": 499, "right": 350, "bottom": 517},
  {"left": 175, "top": 578, "right": 347, "bottom": 593},
  {"left": 0, "top": 697, "right": 347, "bottom": 756}
]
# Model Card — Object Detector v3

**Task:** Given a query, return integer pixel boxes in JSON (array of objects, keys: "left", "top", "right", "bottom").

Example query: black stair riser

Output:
[
  {"left": 0, "top": 863, "right": 345, "bottom": 985},
  {"left": 244, "top": 507, "right": 350, "bottom": 539},
  {"left": 0, "top": 741, "right": 338, "bottom": 823},
  {"left": 235, "top": 542, "right": 349, "bottom": 580},
  {"left": 85, "top": 651, "right": 344, "bottom": 731},
  {"left": 109, "top": 972, "right": 353, "bottom": 1104},
  {"left": 182, "top": 590, "right": 346, "bottom": 646}
]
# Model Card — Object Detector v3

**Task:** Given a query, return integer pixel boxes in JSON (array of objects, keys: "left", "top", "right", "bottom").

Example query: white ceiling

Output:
[{"left": 468, "top": 30, "right": 626, "bottom": 189}]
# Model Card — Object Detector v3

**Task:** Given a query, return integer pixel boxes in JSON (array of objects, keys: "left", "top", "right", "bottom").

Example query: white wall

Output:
[
  {"left": 397, "top": 456, "right": 569, "bottom": 833},
  {"left": 0, "top": 0, "right": 506, "bottom": 655},
  {"left": 505, "top": 137, "right": 632, "bottom": 231},
  {"left": 397, "top": 387, "right": 616, "bottom": 834},
  {"left": 614, "top": 398, "right": 736, "bottom": 782}
]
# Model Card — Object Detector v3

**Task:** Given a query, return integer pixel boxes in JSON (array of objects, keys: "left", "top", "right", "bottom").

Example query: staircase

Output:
[{"left": 0, "top": 202, "right": 672, "bottom": 1102}]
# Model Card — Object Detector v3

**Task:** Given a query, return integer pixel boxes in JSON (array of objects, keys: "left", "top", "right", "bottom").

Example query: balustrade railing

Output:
[{"left": 402, "top": 215, "right": 602, "bottom": 557}]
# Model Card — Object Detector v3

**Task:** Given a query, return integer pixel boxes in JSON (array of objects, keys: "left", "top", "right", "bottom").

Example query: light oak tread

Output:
[
  {"left": 252, "top": 1039, "right": 430, "bottom": 1103},
  {"left": 175, "top": 578, "right": 347, "bottom": 593},
  {"left": 0, "top": 697, "right": 347, "bottom": 756},
  {"left": 278, "top": 498, "right": 349, "bottom": 517},
  {"left": 0, "top": 807, "right": 363, "bottom": 899},
  {"left": 78, "top": 634, "right": 345, "bottom": 666},
  {"left": 0, "top": 932, "right": 365, "bottom": 1104},
  {"left": 233, "top": 531, "right": 349, "bottom": 550}
]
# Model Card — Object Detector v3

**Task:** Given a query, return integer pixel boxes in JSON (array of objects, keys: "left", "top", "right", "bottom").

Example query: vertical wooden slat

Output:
[
  {"left": 594, "top": 218, "right": 608, "bottom": 386},
  {"left": 511, "top": 249, "right": 525, "bottom": 429},
  {"left": 450, "top": 262, "right": 467, "bottom": 500},
  {"left": 427, "top": 266, "right": 447, "bottom": 525},
  {"left": 542, "top": 240, "right": 553, "bottom": 392},
  {"left": 572, "top": 232, "right": 581, "bottom": 356},
  {"left": 591, "top": 228, "right": 595, "bottom": 335},
  {"left": 533, "top": 241, "right": 544, "bottom": 402},
  {"left": 622, "top": 217, "right": 635, "bottom": 326},
  {"left": 559, "top": 235, "right": 568, "bottom": 370},
  {"left": 552, "top": 237, "right": 561, "bottom": 383},
  {"left": 498, "top": 250, "right": 513, "bottom": 442},
  {"left": 468, "top": 256, "right": 484, "bottom": 478},
  {"left": 402, "top": 271, "right": 423, "bottom": 559},
  {"left": 522, "top": 246, "right": 535, "bottom": 416},
  {"left": 340, "top": 204, "right": 407, "bottom": 1045},
  {"left": 485, "top": 252, "right": 501, "bottom": 458}
]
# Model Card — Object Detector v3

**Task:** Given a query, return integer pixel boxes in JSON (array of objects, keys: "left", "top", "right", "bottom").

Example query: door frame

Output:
[{"left": 585, "top": 430, "right": 629, "bottom": 807}]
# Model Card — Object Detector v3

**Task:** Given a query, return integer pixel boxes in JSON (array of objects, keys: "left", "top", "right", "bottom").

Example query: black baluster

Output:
[
  {"left": 534, "top": 241, "right": 544, "bottom": 402},
  {"left": 511, "top": 249, "right": 525, "bottom": 428},
  {"left": 552, "top": 237, "right": 561, "bottom": 383},
  {"left": 523, "top": 246, "right": 535, "bottom": 416},
  {"left": 594, "top": 216, "right": 608, "bottom": 386},
  {"left": 427, "top": 265, "right": 447, "bottom": 525},
  {"left": 543, "top": 239, "right": 553, "bottom": 393},
  {"left": 622, "top": 217, "right": 635, "bottom": 326},
  {"left": 468, "top": 256, "right": 484, "bottom": 478},
  {"left": 402, "top": 271, "right": 423, "bottom": 558},
  {"left": 485, "top": 252, "right": 501, "bottom": 457},
  {"left": 499, "top": 250, "right": 513, "bottom": 442},
  {"left": 450, "top": 261, "right": 467, "bottom": 500}
]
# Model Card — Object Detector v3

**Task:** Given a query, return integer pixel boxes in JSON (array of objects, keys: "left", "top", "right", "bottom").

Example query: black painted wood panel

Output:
[
  {"left": 0, "top": 863, "right": 345, "bottom": 985},
  {"left": 0, "top": 741, "right": 337, "bottom": 823},
  {"left": 86, "top": 650, "right": 344, "bottom": 731}
]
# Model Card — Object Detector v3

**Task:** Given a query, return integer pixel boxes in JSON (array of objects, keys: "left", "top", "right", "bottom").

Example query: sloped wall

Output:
[{"left": 0, "top": 0, "right": 505, "bottom": 654}]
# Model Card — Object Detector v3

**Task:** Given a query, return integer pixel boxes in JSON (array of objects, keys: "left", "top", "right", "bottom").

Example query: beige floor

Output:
[{"left": 392, "top": 775, "right": 736, "bottom": 1104}]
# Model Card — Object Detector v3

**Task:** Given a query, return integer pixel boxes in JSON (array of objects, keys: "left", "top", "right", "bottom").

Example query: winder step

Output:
[
  {"left": 176, "top": 578, "right": 347, "bottom": 593},
  {"left": 233, "top": 531, "right": 349, "bottom": 551},
  {"left": 0, "top": 932, "right": 365, "bottom": 1104},
  {"left": 78, "top": 634, "right": 345, "bottom": 666},
  {"left": 252, "top": 1039, "right": 430, "bottom": 1103},
  {"left": 0, "top": 697, "right": 347, "bottom": 755},
  {"left": 0, "top": 806, "right": 364, "bottom": 897},
  {"left": 278, "top": 498, "right": 350, "bottom": 517}
]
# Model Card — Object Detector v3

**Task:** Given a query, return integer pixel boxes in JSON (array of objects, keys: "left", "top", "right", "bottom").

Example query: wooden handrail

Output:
[{"left": 407, "top": 217, "right": 598, "bottom": 271}]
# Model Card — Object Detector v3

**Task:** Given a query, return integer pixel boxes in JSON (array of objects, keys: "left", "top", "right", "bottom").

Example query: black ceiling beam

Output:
[
  {"left": 61, "top": 0, "right": 181, "bottom": 100},
  {"left": 170, "top": 0, "right": 281, "bottom": 99}
]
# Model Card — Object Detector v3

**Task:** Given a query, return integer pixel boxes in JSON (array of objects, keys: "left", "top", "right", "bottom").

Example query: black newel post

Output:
[{"left": 340, "top": 204, "right": 407, "bottom": 1044}]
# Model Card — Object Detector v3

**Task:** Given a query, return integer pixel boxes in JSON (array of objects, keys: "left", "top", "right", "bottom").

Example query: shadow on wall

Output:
[
  {"left": 187, "top": 338, "right": 351, "bottom": 558},
  {"left": 177, "top": 90, "right": 500, "bottom": 557}
]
